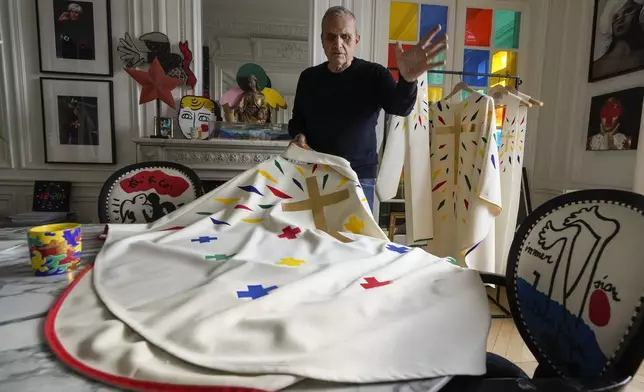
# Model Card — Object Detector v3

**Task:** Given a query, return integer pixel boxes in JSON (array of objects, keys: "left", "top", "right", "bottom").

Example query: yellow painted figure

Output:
[
  {"left": 27, "top": 223, "right": 82, "bottom": 276},
  {"left": 178, "top": 96, "right": 219, "bottom": 140}
]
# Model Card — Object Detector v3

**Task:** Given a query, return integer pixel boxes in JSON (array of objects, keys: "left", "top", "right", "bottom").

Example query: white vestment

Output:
[
  {"left": 494, "top": 93, "right": 528, "bottom": 274},
  {"left": 425, "top": 93, "right": 502, "bottom": 272},
  {"left": 376, "top": 77, "right": 433, "bottom": 247},
  {"left": 48, "top": 146, "right": 491, "bottom": 390}
]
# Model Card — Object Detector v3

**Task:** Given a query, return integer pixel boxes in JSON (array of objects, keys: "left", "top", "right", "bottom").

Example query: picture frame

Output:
[
  {"left": 40, "top": 77, "right": 116, "bottom": 164},
  {"left": 586, "top": 87, "right": 644, "bottom": 151},
  {"left": 36, "top": 0, "right": 113, "bottom": 76},
  {"left": 588, "top": 0, "right": 644, "bottom": 82},
  {"left": 388, "top": 212, "right": 406, "bottom": 242},
  {"left": 154, "top": 116, "right": 174, "bottom": 138}
]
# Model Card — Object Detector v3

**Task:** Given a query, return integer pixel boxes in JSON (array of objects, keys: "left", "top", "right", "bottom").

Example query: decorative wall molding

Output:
[
  {"left": 212, "top": 37, "right": 309, "bottom": 67},
  {"left": 134, "top": 138, "right": 287, "bottom": 179},
  {"left": 204, "top": 20, "right": 308, "bottom": 41},
  {"left": 167, "top": 151, "right": 277, "bottom": 166}
]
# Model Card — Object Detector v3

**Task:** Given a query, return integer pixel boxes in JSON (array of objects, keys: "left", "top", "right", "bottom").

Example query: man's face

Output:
[
  {"left": 69, "top": 11, "right": 80, "bottom": 20},
  {"left": 322, "top": 15, "right": 360, "bottom": 71}
]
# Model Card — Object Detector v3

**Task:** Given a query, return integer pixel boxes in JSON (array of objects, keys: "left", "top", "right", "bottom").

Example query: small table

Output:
[{"left": 0, "top": 225, "right": 598, "bottom": 391}]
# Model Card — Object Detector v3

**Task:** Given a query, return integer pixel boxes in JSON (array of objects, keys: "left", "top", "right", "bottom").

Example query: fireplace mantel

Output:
[{"left": 133, "top": 138, "right": 288, "bottom": 180}]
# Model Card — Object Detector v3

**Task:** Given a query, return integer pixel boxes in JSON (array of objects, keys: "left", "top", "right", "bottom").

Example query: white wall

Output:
[
  {"left": 0, "top": 0, "right": 202, "bottom": 222},
  {"left": 202, "top": 0, "right": 310, "bottom": 124},
  {"left": 531, "top": 0, "right": 644, "bottom": 206}
]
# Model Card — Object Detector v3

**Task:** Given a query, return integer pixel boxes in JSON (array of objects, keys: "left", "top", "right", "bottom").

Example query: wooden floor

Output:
[{"left": 487, "top": 289, "right": 644, "bottom": 391}]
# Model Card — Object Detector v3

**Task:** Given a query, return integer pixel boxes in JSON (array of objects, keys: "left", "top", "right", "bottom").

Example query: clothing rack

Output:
[
  {"left": 386, "top": 67, "right": 518, "bottom": 319},
  {"left": 387, "top": 67, "right": 523, "bottom": 89}
]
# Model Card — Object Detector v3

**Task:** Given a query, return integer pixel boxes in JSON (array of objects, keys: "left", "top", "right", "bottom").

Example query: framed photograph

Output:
[
  {"left": 154, "top": 117, "right": 174, "bottom": 138},
  {"left": 36, "top": 0, "right": 113, "bottom": 76},
  {"left": 40, "top": 77, "right": 115, "bottom": 164},
  {"left": 32, "top": 181, "right": 72, "bottom": 212},
  {"left": 589, "top": 0, "right": 644, "bottom": 82},
  {"left": 586, "top": 87, "right": 644, "bottom": 151}
]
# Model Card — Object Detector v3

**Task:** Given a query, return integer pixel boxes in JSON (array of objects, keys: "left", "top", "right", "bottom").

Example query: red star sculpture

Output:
[{"left": 124, "top": 57, "right": 181, "bottom": 109}]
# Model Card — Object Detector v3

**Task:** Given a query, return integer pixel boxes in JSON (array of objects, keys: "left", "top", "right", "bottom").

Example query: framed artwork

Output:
[
  {"left": 32, "top": 181, "right": 72, "bottom": 212},
  {"left": 36, "top": 0, "right": 113, "bottom": 76},
  {"left": 589, "top": 0, "right": 644, "bottom": 82},
  {"left": 586, "top": 87, "right": 644, "bottom": 151},
  {"left": 154, "top": 117, "right": 174, "bottom": 138},
  {"left": 40, "top": 77, "right": 115, "bottom": 164}
]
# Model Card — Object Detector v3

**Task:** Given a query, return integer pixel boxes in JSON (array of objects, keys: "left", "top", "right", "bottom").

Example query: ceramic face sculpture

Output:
[{"left": 178, "top": 96, "right": 216, "bottom": 140}]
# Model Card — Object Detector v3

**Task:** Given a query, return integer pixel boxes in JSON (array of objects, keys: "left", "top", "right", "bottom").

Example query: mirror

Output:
[{"left": 201, "top": 0, "right": 310, "bottom": 126}]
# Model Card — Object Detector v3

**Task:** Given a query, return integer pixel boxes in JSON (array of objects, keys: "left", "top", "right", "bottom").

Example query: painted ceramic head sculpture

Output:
[{"left": 178, "top": 96, "right": 217, "bottom": 140}]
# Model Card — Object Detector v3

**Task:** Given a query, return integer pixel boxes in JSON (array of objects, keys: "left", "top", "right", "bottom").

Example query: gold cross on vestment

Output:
[
  {"left": 500, "top": 130, "right": 514, "bottom": 158},
  {"left": 281, "top": 176, "right": 353, "bottom": 243},
  {"left": 433, "top": 121, "right": 477, "bottom": 185}
]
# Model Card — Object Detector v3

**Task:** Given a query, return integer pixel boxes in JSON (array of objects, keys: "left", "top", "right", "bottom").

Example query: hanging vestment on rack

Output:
[
  {"left": 493, "top": 92, "right": 529, "bottom": 274},
  {"left": 376, "top": 76, "right": 433, "bottom": 247},
  {"left": 425, "top": 92, "right": 502, "bottom": 273}
]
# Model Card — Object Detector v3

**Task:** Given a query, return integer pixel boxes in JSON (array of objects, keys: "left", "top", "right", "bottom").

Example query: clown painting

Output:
[
  {"left": 178, "top": 96, "right": 222, "bottom": 140},
  {"left": 590, "top": 0, "right": 644, "bottom": 81},
  {"left": 586, "top": 87, "right": 644, "bottom": 151}
]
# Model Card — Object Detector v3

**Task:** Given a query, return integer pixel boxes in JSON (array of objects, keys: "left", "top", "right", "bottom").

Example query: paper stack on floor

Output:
[{"left": 46, "top": 146, "right": 490, "bottom": 391}]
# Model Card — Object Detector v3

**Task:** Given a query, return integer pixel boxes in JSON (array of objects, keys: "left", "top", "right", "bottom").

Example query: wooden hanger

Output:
[
  {"left": 443, "top": 80, "right": 475, "bottom": 101},
  {"left": 489, "top": 84, "right": 532, "bottom": 107},
  {"left": 512, "top": 88, "right": 545, "bottom": 107}
]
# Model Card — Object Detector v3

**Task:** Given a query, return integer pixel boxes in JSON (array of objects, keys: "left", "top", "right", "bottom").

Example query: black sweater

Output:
[{"left": 288, "top": 58, "right": 418, "bottom": 179}]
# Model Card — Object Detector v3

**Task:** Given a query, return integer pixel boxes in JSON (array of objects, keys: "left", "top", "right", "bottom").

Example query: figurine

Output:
[{"left": 234, "top": 75, "right": 269, "bottom": 124}]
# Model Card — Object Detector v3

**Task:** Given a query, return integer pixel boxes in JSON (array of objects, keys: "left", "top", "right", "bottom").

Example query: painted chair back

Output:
[
  {"left": 506, "top": 190, "right": 644, "bottom": 380},
  {"left": 98, "top": 161, "right": 202, "bottom": 224}
]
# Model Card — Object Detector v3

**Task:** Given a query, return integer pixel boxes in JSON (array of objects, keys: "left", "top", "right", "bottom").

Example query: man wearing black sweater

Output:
[{"left": 288, "top": 6, "right": 447, "bottom": 211}]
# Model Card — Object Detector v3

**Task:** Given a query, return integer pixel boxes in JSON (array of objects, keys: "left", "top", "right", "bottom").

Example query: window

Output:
[
  {"left": 386, "top": 0, "right": 525, "bottom": 111},
  {"left": 387, "top": 1, "right": 451, "bottom": 105}
]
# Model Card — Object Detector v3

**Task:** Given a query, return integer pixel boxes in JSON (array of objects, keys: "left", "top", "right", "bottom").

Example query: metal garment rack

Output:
[
  {"left": 387, "top": 67, "right": 521, "bottom": 319},
  {"left": 387, "top": 67, "right": 523, "bottom": 90}
]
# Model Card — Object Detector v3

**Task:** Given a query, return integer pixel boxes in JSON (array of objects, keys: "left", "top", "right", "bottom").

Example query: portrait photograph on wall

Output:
[
  {"left": 586, "top": 87, "right": 644, "bottom": 151},
  {"left": 36, "top": 0, "right": 113, "bottom": 76},
  {"left": 589, "top": 0, "right": 644, "bottom": 82},
  {"left": 40, "top": 78, "right": 115, "bottom": 164}
]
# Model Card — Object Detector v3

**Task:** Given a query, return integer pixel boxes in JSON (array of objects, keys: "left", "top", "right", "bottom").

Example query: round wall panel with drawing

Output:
[
  {"left": 98, "top": 161, "right": 203, "bottom": 224},
  {"left": 506, "top": 189, "right": 644, "bottom": 383}
]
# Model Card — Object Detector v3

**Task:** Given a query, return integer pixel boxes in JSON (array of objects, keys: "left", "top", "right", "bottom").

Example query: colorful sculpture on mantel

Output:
[
  {"left": 219, "top": 63, "right": 287, "bottom": 124},
  {"left": 117, "top": 32, "right": 197, "bottom": 89},
  {"left": 125, "top": 57, "right": 181, "bottom": 138}
]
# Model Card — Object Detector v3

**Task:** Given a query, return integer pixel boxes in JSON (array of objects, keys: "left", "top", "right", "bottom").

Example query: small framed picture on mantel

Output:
[
  {"left": 40, "top": 77, "right": 116, "bottom": 164},
  {"left": 35, "top": 0, "right": 113, "bottom": 76}
]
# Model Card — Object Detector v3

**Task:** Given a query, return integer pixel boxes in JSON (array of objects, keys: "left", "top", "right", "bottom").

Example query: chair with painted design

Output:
[
  {"left": 472, "top": 189, "right": 644, "bottom": 391},
  {"left": 98, "top": 161, "right": 203, "bottom": 224}
]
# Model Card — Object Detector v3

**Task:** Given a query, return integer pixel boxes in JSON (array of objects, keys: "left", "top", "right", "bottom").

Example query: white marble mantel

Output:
[{"left": 133, "top": 137, "right": 289, "bottom": 180}]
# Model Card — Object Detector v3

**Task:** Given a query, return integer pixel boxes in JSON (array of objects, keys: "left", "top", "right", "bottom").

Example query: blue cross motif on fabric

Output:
[
  {"left": 236, "top": 284, "right": 278, "bottom": 300},
  {"left": 191, "top": 236, "right": 218, "bottom": 243},
  {"left": 386, "top": 244, "right": 410, "bottom": 254}
]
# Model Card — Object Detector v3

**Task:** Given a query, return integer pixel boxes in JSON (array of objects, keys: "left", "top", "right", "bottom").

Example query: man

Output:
[
  {"left": 56, "top": 3, "right": 95, "bottom": 60},
  {"left": 288, "top": 6, "right": 447, "bottom": 211}
]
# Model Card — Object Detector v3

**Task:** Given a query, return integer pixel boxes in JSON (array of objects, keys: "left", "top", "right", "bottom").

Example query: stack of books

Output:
[{"left": 1, "top": 211, "right": 77, "bottom": 227}]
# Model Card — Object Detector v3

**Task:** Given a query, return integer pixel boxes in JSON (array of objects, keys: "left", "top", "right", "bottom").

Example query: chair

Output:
[
  {"left": 98, "top": 161, "right": 203, "bottom": 224},
  {"left": 478, "top": 189, "right": 644, "bottom": 390}
]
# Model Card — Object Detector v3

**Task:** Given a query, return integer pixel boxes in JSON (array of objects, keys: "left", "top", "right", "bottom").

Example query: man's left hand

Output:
[{"left": 395, "top": 24, "right": 448, "bottom": 83}]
